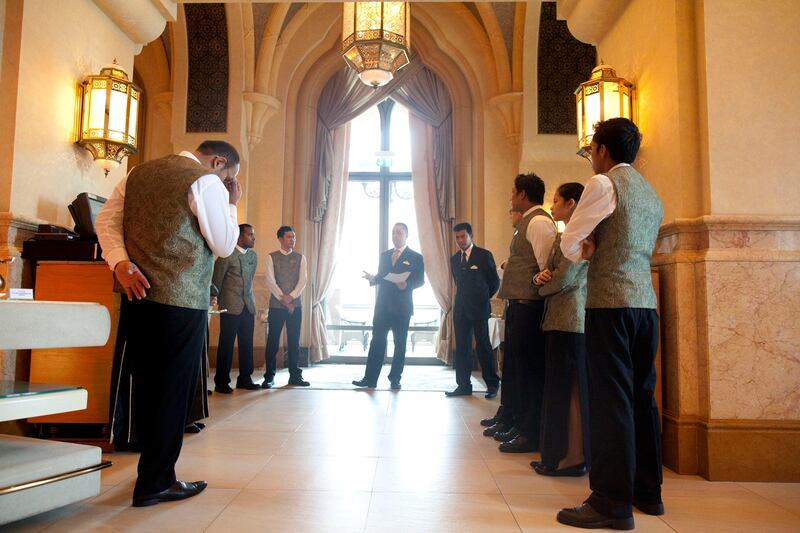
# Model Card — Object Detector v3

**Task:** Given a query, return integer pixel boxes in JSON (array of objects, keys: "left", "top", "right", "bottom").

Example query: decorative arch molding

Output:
[
  {"left": 277, "top": 5, "right": 487, "bottom": 251},
  {"left": 133, "top": 36, "right": 173, "bottom": 161}
]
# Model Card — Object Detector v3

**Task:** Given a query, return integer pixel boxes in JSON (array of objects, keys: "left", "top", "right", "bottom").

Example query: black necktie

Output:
[{"left": 461, "top": 251, "right": 467, "bottom": 266}]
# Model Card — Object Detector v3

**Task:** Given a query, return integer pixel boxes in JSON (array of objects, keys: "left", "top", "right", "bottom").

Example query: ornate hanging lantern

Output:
[
  {"left": 342, "top": 2, "right": 411, "bottom": 88},
  {"left": 575, "top": 64, "right": 634, "bottom": 159},
  {"left": 76, "top": 61, "right": 141, "bottom": 175}
]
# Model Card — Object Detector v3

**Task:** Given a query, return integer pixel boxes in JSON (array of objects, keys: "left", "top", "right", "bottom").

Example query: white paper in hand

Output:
[{"left": 383, "top": 271, "right": 411, "bottom": 283}]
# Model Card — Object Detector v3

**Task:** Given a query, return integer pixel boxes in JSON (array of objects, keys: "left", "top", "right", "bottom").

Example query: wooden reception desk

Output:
[{"left": 28, "top": 261, "right": 118, "bottom": 426}]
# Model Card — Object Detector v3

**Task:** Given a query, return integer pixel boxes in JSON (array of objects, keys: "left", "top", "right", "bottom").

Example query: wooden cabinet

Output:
[{"left": 28, "top": 262, "right": 118, "bottom": 424}]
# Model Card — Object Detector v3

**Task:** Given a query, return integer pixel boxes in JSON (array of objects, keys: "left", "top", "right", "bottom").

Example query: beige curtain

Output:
[
  {"left": 409, "top": 115, "right": 454, "bottom": 363},
  {"left": 309, "top": 62, "right": 424, "bottom": 222},
  {"left": 309, "top": 124, "right": 350, "bottom": 363}
]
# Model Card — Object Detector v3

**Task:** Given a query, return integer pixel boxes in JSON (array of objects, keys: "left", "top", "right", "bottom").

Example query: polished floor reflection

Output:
[{"left": 6, "top": 369, "right": 800, "bottom": 532}]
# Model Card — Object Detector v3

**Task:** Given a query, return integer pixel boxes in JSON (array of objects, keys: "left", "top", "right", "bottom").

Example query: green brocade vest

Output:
[
  {"left": 587, "top": 165, "right": 664, "bottom": 309},
  {"left": 497, "top": 207, "right": 554, "bottom": 301},
  {"left": 123, "top": 155, "right": 214, "bottom": 310}
]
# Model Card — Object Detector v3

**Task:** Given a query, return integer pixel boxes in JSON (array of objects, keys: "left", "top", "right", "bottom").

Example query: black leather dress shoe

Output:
[
  {"left": 556, "top": 502, "right": 634, "bottom": 530},
  {"left": 214, "top": 384, "right": 234, "bottom": 394},
  {"left": 499, "top": 435, "right": 535, "bottom": 453},
  {"left": 184, "top": 423, "right": 202, "bottom": 434},
  {"left": 633, "top": 500, "right": 665, "bottom": 516},
  {"left": 195, "top": 422, "right": 205, "bottom": 429},
  {"left": 480, "top": 407, "right": 503, "bottom": 427},
  {"left": 352, "top": 379, "right": 376, "bottom": 388},
  {"left": 390, "top": 381, "right": 401, "bottom": 390},
  {"left": 288, "top": 378, "right": 310, "bottom": 386},
  {"left": 261, "top": 381, "right": 273, "bottom": 389},
  {"left": 445, "top": 387, "right": 472, "bottom": 397},
  {"left": 533, "top": 462, "right": 587, "bottom": 477},
  {"left": 484, "top": 388, "right": 498, "bottom": 399},
  {"left": 482, "top": 422, "right": 506, "bottom": 437},
  {"left": 132, "top": 480, "right": 208, "bottom": 507},
  {"left": 493, "top": 426, "right": 520, "bottom": 442},
  {"left": 237, "top": 381, "right": 261, "bottom": 390}
]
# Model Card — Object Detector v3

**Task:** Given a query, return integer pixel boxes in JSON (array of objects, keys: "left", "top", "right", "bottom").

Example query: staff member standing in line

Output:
[
  {"left": 492, "top": 173, "right": 557, "bottom": 454},
  {"left": 263, "top": 226, "right": 310, "bottom": 387},
  {"left": 96, "top": 140, "right": 241, "bottom": 507},
  {"left": 211, "top": 223, "right": 260, "bottom": 393},
  {"left": 446, "top": 222, "right": 501, "bottom": 398},
  {"left": 532, "top": 182, "right": 589, "bottom": 477},
  {"left": 556, "top": 118, "right": 664, "bottom": 530}
]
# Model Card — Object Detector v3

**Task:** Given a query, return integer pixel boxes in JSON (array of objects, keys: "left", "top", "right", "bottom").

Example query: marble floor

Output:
[{"left": 6, "top": 366, "right": 800, "bottom": 532}]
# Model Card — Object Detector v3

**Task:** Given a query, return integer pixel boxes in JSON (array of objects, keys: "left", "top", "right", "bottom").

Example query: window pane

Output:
[
  {"left": 348, "top": 105, "right": 381, "bottom": 172},
  {"left": 326, "top": 181, "right": 381, "bottom": 339},
  {"left": 388, "top": 102, "right": 412, "bottom": 172}
]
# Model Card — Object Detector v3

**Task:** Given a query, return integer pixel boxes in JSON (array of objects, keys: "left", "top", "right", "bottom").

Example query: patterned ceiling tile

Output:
[
  {"left": 537, "top": 1, "right": 596, "bottom": 135},
  {"left": 185, "top": 3, "right": 229, "bottom": 133}
]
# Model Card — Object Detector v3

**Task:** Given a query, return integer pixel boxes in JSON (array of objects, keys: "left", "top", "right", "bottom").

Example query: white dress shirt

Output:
[
  {"left": 264, "top": 249, "right": 308, "bottom": 301},
  {"left": 560, "top": 163, "right": 628, "bottom": 263},
  {"left": 95, "top": 151, "right": 239, "bottom": 270},
  {"left": 235, "top": 245, "right": 248, "bottom": 254},
  {"left": 523, "top": 205, "right": 558, "bottom": 272}
]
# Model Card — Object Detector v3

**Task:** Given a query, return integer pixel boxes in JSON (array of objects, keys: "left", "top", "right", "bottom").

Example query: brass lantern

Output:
[
  {"left": 76, "top": 61, "right": 141, "bottom": 175},
  {"left": 575, "top": 64, "right": 634, "bottom": 159},
  {"left": 342, "top": 2, "right": 411, "bottom": 88}
]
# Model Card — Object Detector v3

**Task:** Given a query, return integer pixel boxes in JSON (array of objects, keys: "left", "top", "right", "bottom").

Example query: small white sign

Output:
[{"left": 8, "top": 288, "right": 34, "bottom": 300}]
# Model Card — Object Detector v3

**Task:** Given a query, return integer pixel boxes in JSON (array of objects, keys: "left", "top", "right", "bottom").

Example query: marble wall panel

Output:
[{"left": 705, "top": 259, "right": 800, "bottom": 419}]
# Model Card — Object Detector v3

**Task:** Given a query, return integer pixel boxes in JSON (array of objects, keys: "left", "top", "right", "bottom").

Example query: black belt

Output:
[{"left": 508, "top": 299, "right": 538, "bottom": 306}]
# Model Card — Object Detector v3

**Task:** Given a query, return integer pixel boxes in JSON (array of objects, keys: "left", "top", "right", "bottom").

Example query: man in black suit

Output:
[
  {"left": 353, "top": 222, "right": 425, "bottom": 390},
  {"left": 446, "top": 222, "right": 501, "bottom": 398}
]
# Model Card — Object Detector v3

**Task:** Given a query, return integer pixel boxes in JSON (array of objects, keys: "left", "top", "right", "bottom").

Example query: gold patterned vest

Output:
[
  {"left": 269, "top": 251, "right": 303, "bottom": 309},
  {"left": 123, "top": 155, "right": 214, "bottom": 310}
]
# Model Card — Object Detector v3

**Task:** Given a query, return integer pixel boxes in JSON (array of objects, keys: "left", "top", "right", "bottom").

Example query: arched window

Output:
[{"left": 325, "top": 99, "right": 440, "bottom": 359}]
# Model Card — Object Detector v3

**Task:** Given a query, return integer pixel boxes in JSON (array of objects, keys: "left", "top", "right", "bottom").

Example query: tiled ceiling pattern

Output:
[
  {"left": 185, "top": 3, "right": 229, "bottom": 132},
  {"left": 537, "top": 1, "right": 596, "bottom": 134}
]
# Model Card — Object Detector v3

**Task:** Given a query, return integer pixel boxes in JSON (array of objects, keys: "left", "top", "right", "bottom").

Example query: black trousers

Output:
[
  {"left": 214, "top": 308, "right": 255, "bottom": 386},
  {"left": 127, "top": 299, "right": 205, "bottom": 496},
  {"left": 265, "top": 306, "right": 303, "bottom": 380},
  {"left": 505, "top": 301, "right": 546, "bottom": 442},
  {"left": 453, "top": 310, "right": 500, "bottom": 390},
  {"left": 539, "top": 330, "right": 590, "bottom": 469},
  {"left": 585, "top": 308, "right": 662, "bottom": 519},
  {"left": 363, "top": 311, "right": 410, "bottom": 384}
]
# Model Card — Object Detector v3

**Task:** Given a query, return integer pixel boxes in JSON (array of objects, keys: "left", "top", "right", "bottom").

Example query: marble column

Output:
[{"left": 654, "top": 215, "right": 800, "bottom": 481}]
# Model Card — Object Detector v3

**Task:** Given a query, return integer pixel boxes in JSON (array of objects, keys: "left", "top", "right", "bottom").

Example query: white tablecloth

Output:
[{"left": 488, "top": 317, "right": 505, "bottom": 350}]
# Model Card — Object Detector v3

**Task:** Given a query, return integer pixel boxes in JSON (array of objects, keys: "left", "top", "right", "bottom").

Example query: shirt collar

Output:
[
  {"left": 522, "top": 204, "right": 544, "bottom": 218},
  {"left": 462, "top": 244, "right": 474, "bottom": 259},
  {"left": 235, "top": 245, "right": 247, "bottom": 254},
  {"left": 394, "top": 245, "right": 407, "bottom": 254},
  {"left": 179, "top": 150, "right": 202, "bottom": 164},
  {"left": 279, "top": 248, "right": 293, "bottom": 256},
  {"left": 610, "top": 162, "right": 631, "bottom": 171}
]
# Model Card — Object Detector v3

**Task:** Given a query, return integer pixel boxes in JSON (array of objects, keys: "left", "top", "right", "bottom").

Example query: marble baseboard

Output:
[{"left": 664, "top": 412, "right": 800, "bottom": 481}]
